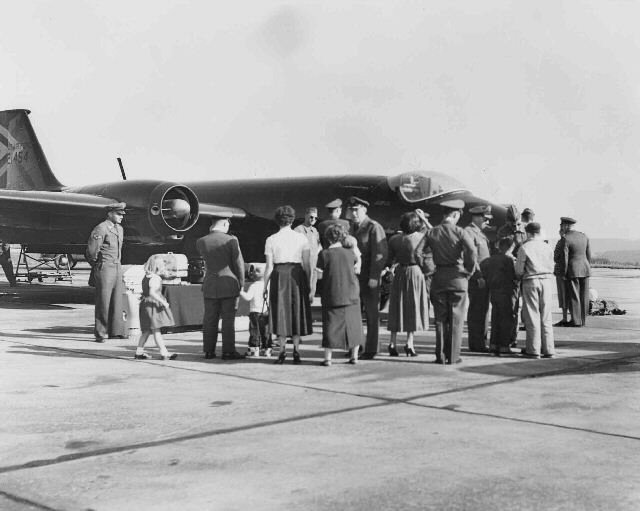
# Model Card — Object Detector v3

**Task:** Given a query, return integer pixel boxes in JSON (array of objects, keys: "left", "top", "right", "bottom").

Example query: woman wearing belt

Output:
[
  {"left": 386, "top": 211, "right": 430, "bottom": 357},
  {"left": 263, "top": 205, "right": 313, "bottom": 364}
]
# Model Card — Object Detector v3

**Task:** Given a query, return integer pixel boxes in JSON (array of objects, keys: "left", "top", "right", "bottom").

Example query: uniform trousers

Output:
[
  {"left": 430, "top": 270, "right": 468, "bottom": 364},
  {"left": 521, "top": 277, "right": 555, "bottom": 356},
  {"left": 93, "top": 262, "right": 125, "bottom": 340},
  {"left": 203, "top": 297, "right": 238, "bottom": 354},
  {"left": 555, "top": 276, "right": 566, "bottom": 310},
  {"left": 467, "top": 278, "right": 490, "bottom": 351},
  {"left": 566, "top": 277, "right": 589, "bottom": 326},
  {"left": 489, "top": 289, "right": 518, "bottom": 349},
  {"left": 359, "top": 278, "right": 381, "bottom": 354}
]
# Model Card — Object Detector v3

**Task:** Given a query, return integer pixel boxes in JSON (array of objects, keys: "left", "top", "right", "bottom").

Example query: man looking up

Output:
[
  {"left": 465, "top": 204, "right": 493, "bottom": 353},
  {"left": 424, "top": 200, "right": 476, "bottom": 364},
  {"left": 346, "top": 196, "right": 388, "bottom": 360},
  {"left": 86, "top": 202, "right": 127, "bottom": 342}
]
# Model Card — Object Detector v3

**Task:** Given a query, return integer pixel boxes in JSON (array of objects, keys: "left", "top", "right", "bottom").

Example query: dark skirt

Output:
[
  {"left": 387, "top": 264, "right": 429, "bottom": 332},
  {"left": 139, "top": 297, "right": 175, "bottom": 331},
  {"left": 269, "top": 263, "right": 313, "bottom": 337},
  {"left": 322, "top": 302, "right": 363, "bottom": 349}
]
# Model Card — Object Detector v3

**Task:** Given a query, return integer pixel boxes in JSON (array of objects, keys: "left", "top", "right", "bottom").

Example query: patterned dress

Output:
[{"left": 139, "top": 274, "right": 175, "bottom": 330}]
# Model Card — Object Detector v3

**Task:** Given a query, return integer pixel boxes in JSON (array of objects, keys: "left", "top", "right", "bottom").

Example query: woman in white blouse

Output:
[{"left": 263, "top": 205, "right": 313, "bottom": 364}]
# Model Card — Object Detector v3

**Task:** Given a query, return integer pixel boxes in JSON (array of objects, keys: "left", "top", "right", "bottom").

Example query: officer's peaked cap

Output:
[
  {"left": 469, "top": 204, "right": 492, "bottom": 218},
  {"left": 560, "top": 216, "right": 576, "bottom": 224},
  {"left": 346, "top": 196, "right": 370, "bottom": 208},
  {"left": 106, "top": 202, "right": 127, "bottom": 214},
  {"left": 440, "top": 199, "right": 465, "bottom": 211},
  {"left": 325, "top": 199, "right": 343, "bottom": 209}
]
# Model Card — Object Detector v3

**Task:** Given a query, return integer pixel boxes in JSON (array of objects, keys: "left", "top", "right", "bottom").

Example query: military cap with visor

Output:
[
  {"left": 105, "top": 202, "right": 127, "bottom": 214},
  {"left": 325, "top": 198, "right": 343, "bottom": 209},
  {"left": 469, "top": 204, "right": 493, "bottom": 218},
  {"left": 560, "top": 216, "right": 576, "bottom": 224},
  {"left": 439, "top": 199, "right": 465, "bottom": 211},
  {"left": 346, "top": 196, "right": 370, "bottom": 208}
]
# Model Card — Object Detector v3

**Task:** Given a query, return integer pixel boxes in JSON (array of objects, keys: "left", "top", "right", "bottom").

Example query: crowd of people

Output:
[{"left": 85, "top": 198, "right": 592, "bottom": 365}]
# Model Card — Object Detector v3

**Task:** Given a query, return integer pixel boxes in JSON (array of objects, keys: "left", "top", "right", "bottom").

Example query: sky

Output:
[{"left": 3, "top": 0, "right": 639, "bottom": 239}]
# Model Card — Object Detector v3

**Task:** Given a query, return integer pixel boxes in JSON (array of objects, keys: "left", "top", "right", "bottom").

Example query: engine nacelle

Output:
[{"left": 72, "top": 180, "right": 200, "bottom": 244}]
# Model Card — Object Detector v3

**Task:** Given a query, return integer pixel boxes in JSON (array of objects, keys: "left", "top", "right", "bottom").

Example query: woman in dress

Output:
[
  {"left": 316, "top": 224, "right": 363, "bottom": 366},
  {"left": 263, "top": 205, "right": 313, "bottom": 364},
  {"left": 386, "top": 211, "right": 430, "bottom": 357}
]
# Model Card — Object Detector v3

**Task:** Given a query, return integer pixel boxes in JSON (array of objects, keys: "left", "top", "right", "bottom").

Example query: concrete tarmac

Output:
[{"left": 1, "top": 269, "right": 639, "bottom": 511}]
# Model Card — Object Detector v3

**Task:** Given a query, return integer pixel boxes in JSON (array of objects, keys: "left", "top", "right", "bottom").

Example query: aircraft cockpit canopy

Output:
[{"left": 387, "top": 171, "right": 469, "bottom": 203}]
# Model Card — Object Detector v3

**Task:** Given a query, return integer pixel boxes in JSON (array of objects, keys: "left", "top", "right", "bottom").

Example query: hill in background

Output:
[{"left": 590, "top": 239, "right": 640, "bottom": 267}]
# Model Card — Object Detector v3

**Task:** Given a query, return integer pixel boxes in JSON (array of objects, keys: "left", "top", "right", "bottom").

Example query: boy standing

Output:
[{"left": 480, "top": 238, "right": 519, "bottom": 355}]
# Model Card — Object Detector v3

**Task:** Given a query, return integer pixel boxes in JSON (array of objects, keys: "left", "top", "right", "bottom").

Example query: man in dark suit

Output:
[
  {"left": 196, "top": 215, "right": 246, "bottom": 359},
  {"left": 346, "top": 196, "right": 388, "bottom": 359},
  {"left": 423, "top": 199, "right": 476, "bottom": 364},
  {"left": 557, "top": 216, "right": 591, "bottom": 327},
  {"left": 86, "top": 202, "right": 127, "bottom": 342}
]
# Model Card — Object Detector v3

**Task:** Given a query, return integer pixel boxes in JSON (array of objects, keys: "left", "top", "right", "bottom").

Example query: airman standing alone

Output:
[{"left": 86, "top": 203, "right": 127, "bottom": 342}]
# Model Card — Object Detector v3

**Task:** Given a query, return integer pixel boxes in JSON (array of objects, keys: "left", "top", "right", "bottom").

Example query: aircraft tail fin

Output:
[{"left": 0, "top": 109, "right": 64, "bottom": 191}]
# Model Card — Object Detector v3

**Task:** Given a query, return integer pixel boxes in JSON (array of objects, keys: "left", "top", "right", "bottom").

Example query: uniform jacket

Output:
[
  {"left": 196, "top": 230, "right": 245, "bottom": 299},
  {"left": 424, "top": 221, "right": 476, "bottom": 277},
  {"left": 464, "top": 223, "right": 491, "bottom": 279},
  {"left": 351, "top": 216, "right": 388, "bottom": 281},
  {"left": 86, "top": 220, "right": 123, "bottom": 265},
  {"left": 559, "top": 230, "right": 591, "bottom": 278},
  {"left": 318, "top": 218, "right": 351, "bottom": 248},
  {"left": 294, "top": 224, "right": 321, "bottom": 263}
]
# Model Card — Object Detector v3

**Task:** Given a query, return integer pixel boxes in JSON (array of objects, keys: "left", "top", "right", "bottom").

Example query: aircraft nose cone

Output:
[{"left": 162, "top": 198, "right": 191, "bottom": 219}]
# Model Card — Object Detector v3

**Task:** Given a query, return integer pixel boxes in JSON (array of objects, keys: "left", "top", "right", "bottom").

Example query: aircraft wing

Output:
[
  {"left": 0, "top": 189, "right": 116, "bottom": 212},
  {"left": 198, "top": 202, "right": 247, "bottom": 219}
]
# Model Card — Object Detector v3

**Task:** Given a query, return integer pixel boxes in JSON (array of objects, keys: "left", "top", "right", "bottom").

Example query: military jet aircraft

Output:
[{"left": 0, "top": 109, "right": 505, "bottom": 264}]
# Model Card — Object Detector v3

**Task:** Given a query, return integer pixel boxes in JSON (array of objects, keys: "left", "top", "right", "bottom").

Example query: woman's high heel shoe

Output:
[
  {"left": 388, "top": 345, "right": 399, "bottom": 357},
  {"left": 404, "top": 345, "right": 418, "bottom": 357},
  {"left": 292, "top": 349, "right": 301, "bottom": 364},
  {"left": 274, "top": 352, "right": 286, "bottom": 364}
]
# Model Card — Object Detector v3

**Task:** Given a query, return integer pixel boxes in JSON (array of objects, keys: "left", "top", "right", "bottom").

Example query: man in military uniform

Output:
[
  {"left": 557, "top": 216, "right": 591, "bottom": 327},
  {"left": 197, "top": 214, "right": 246, "bottom": 360},
  {"left": 294, "top": 207, "right": 321, "bottom": 299},
  {"left": 495, "top": 204, "right": 528, "bottom": 344},
  {"left": 347, "top": 196, "right": 388, "bottom": 359},
  {"left": 318, "top": 198, "right": 361, "bottom": 274},
  {"left": 465, "top": 205, "right": 492, "bottom": 352},
  {"left": 0, "top": 242, "right": 16, "bottom": 287},
  {"left": 423, "top": 199, "right": 476, "bottom": 364},
  {"left": 86, "top": 203, "right": 127, "bottom": 342},
  {"left": 317, "top": 199, "right": 351, "bottom": 248}
]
